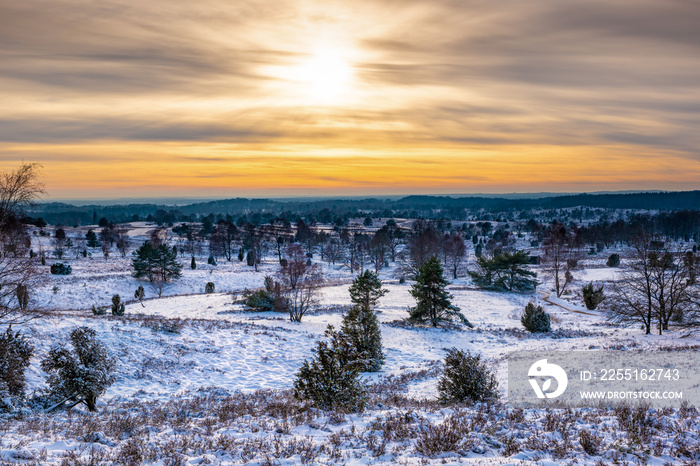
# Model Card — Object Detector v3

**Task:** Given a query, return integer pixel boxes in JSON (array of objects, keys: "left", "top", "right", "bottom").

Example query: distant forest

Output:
[{"left": 26, "top": 190, "right": 700, "bottom": 227}]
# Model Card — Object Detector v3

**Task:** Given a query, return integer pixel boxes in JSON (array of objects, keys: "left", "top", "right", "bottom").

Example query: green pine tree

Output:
[
  {"left": 341, "top": 270, "right": 387, "bottom": 372},
  {"left": 409, "top": 257, "right": 472, "bottom": 327},
  {"left": 293, "top": 326, "right": 366, "bottom": 411}
]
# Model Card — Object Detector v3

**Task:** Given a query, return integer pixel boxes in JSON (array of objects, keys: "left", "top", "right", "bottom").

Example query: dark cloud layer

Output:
[{"left": 1, "top": 0, "right": 699, "bottom": 195}]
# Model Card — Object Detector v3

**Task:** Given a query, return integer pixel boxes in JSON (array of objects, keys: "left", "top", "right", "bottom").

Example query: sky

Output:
[{"left": 1, "top": 0, "right": 699, "bottom": 199}]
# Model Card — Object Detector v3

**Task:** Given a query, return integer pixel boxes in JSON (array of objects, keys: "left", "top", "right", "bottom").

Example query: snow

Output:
[{"left": 3, "top": 226, "right": 699, "bottom": 464}]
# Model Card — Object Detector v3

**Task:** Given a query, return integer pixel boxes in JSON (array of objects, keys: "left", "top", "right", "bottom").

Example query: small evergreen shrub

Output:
[
  {"left": 437, "top": 348, "right": 498, "bottom": 404},
  {"left": 208, "top": 255, "right": 217, "bottom": 266},
  {"left": 41, "top": 326, "right": 115, "bottom": 411},
  {"left": 293, "top": 326, "right": 366, "bottom": 412},
  {"left": 91, "top": 305, "right": 106, "bottom": 316},
  {"left": 134, "top": 285, "right": 145, "bottom": 307},
  {"left": 0, "top": 326, "right": 34, "bottom": 398},
  {"left": 582, "top": 282, "right": 605, "bottom": 310},
  {"left": 521, "top": 302, "right": 551, "bottom": 333},
  {"left": 242, "top": 276, "right": 287, "bottom": 312},
  {"left": 205, "top": 282, "right": 215, "bottom": 294},
  {"left": 606, "top": 253, "right": 620, "bottom": 267},
  {"left": 111, "top": 294, "right": 125, "bottom": 316},
  {"left": 340, "top": 270, "right": 387, "bottom": 372},
  {"left": 50, "top": 263, "right": 72, "bottom": 275},
  {"left": 191, "top": 257, "right": 196, "bottom": 269}
]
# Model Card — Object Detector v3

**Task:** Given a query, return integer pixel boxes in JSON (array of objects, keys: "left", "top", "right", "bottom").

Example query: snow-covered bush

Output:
[
  {"left": 50, "top": 263, "right": 72, "bottom": 275},
  {"left": 0, "top": 326, "right": 34, "bottom": 399},
  {"left": 521, "top": 302, "right": 551, "bottom": 333},
  {"left": 582, "top": 282, "right": 605, "bottom": 310},
  {"left": 41, "top": 326, "right": 115, "bottom": 412},
  {"left": 293, "top": 326, "right": 366, "bottom": 412},
  {"left": 437, "top": 348, "right": 498, "bottom": 405},
  {"left": 111, "top": 294, "right": 125, "bottom": 316},
  {"left": 205, "top": 282, "right": 215, "bottom": 294},
  {"left": 208, "top": 255, "right": 217, "bottom": 266},
  {"left": 91, "top": 305, "right": 106, "bottom": 316}
]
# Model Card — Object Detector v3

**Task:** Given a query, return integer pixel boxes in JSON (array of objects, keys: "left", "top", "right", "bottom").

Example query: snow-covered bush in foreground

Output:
[
  {"left": 40, "top": 326, "right": 115, "bottom": 412},
  {"left": 293, "top": 326, "right": 366, "bottom": 412},
  {"left": 437, "top": 348, "right": 498, "bottom": 405},
  {"left": 0, "top": 326, "right": 34, "bottom": 401}
]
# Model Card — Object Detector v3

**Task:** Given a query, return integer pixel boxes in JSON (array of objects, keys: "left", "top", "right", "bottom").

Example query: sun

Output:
[{"left": 295, "top": 49, "right": 353, "bottom": 102}]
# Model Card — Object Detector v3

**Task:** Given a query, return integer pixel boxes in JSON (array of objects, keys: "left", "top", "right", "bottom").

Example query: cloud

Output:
[{"left": 1, "top": 0, "right": 700, "bottom": 196}]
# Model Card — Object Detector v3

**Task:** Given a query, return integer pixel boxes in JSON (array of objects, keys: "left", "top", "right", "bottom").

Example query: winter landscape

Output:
[
  {"left": 2, "top": 173, "right": 700, "bottom": 465},
  {"left": 3, "top": 0, "right": 700, "bottom": 464}
]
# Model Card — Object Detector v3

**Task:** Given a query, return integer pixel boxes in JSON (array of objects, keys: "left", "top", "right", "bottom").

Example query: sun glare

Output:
[{"left": 295, "top": 49, "right": 353, "bottom": 102}]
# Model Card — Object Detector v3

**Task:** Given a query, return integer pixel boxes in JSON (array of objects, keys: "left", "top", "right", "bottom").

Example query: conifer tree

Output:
[
  {"left": 293, "top": 325, "right": 366, "bottom": 411},
  {"left": 409, "top": 257, "right": 472, "bottom": 327},
  {"left": 341, "top": 270, "right": 387, "bottom": 372},
  {"left": 41, "top": 327, "right": 115, "bottom": 412}
]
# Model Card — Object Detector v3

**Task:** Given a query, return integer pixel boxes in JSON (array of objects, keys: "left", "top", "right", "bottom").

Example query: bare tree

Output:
[
  {"left": 369, "top": 227, "right": 390, "bottom": 273},
  {"left": 243, "top": 223, "right": 267, "bottom": 272},
  {"left": 541, "top": 222, "right": 583, "bottom": 297},
  {"left": 0, "top": 163, "right": 45, "bottom": 226},
  {"left": 278, "top": 244, "right": 324, "bottom": 322},
  {"left": 323, "top": 238, "right": 342, "bottom": 265},
  {"left": 52, "top": 228, "right": 67, "bottom": 259},
  {"left": 115, "top": 227, "right": 130, "bottom": 258},
  {"left": 607, "top": 233, "right": 694, "bottom": 335},
  {"left": 0, "top": 163, "right": 45, "bottom": 327},
  {"left": 442, "top": 233, "right": 467, "bottom": 279},
  {"left": 210, "top": 220, "right": 238, "bottom": 261},
  {"left": 407, "top": 221, "right": 440, "bottom": 274}
]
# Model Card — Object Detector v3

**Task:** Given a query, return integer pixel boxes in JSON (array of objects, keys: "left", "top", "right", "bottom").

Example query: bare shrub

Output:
[{"left": 579, "top": 429, "right": 604, "bottom": 455}]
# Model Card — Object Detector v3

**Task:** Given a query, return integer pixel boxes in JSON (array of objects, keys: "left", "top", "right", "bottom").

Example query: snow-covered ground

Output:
[{"left": 3, "top": 226, "right": 699, "bottom": 465}]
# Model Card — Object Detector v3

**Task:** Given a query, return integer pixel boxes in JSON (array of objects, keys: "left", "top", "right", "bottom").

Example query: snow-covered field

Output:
[{"left": 2, "top": 225, "right": 699, "bottom": 465}]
